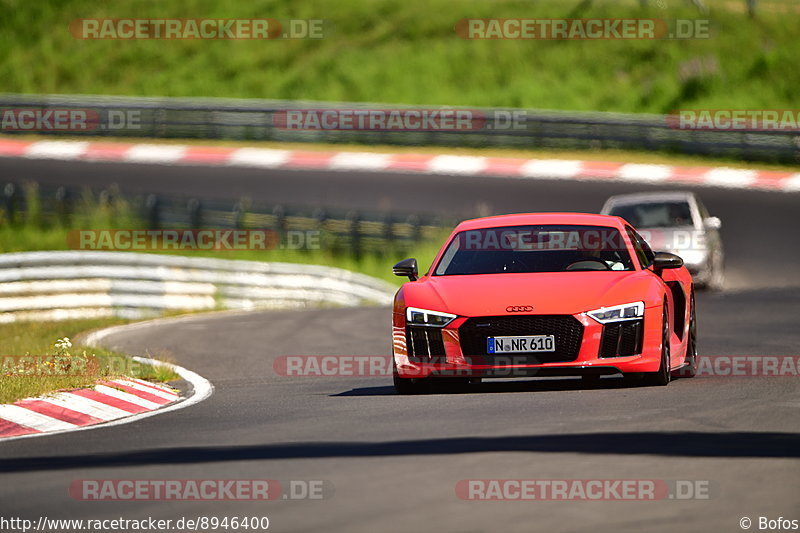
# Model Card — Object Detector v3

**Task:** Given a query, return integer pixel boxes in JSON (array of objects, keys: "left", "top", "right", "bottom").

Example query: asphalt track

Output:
[{"left": 1, "top": 158, "right": 799, "bottom": 532}]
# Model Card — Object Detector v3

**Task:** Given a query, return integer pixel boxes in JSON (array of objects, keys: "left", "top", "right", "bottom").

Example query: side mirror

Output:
[
  {"left": 653, "top": 251, "right": 684, "bottom": 271},
  {"left": 703, "top": 216, "right": 722, "bottom": 230},
  {"left": 393, "top": 258, "right": 418, "bottom": 281}
]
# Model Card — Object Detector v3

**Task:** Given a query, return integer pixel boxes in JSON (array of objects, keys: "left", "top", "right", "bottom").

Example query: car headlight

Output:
[
  {"left": 587, "top": 301, "right": 644, "bottom": 324},
  {"left": 406, "top": 307, "right": 456, "bottom": 327}
]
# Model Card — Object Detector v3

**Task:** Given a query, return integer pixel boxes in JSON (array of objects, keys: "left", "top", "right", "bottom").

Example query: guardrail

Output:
[
  {"left": 2, "top": 180, "right": 448, "bottom": 257},
  {"left": 0, "top": 251, "right": 396, "bottom": 323},
  {"left": 0, "top": 93, "right": 797, "bottom": 163}
]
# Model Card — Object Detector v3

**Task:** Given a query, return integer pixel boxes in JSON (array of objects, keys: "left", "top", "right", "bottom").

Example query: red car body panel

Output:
[{"left": 392, "top": 213, "right": 693, "bottom": 380}]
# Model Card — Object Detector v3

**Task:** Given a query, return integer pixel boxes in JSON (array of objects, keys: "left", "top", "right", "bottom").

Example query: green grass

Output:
[
  {"left": 0, "top": 0, "right": 797, "bottom": 113},
  {"left": 0, "top": 318, "right": 180, "bottom": 404}
]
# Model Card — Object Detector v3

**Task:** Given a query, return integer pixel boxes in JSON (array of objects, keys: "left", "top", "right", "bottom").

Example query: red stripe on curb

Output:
[
  {"left": 751, "top": 171, "right": 795, "bottom": 190},
  {"left": 82, "top": 142, "right": 134, "bottom": 161},
  {"left": 130, "top": 378, "right": 179, "bottom": 396},
  {"left": 286, "top": 151, "right": 335, "bottom": 168},
  {"left": 183, "top": 146, "right": 237, "bottom": 164},
  {"left": 385, "top": 154, "right": 435, "bottom": 171},
  {"left": 482, "top": 157, "right": 528, "bottom": 176},
  {"left": 0, "top": 418, "right": 39, "bottom": 437},
  {"left": 15, "top": 399, "right": 103, "bottom": 426},
  {"left": 100, "top": 380, "right": 172, "bottom": 405},
  {"left": 577, "top": 161, "right": 625, "bottom": 179},
  {"left": 665, "top": 166, "right": 711, "bottom": 185},
  {"left": 69, "top": 388, "right": 148, "bottom": 414},
  {"left": 0, "top": 139, "right": 32, "bottom": 157}
]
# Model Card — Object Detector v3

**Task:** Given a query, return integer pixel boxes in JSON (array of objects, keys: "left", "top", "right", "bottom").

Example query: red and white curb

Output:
[
  {"left": 0, "top": 377, "right": 178, "bottom": 438},
  {"left": 1, "top": 138, "right": 798, "bottom": 193},
  {"left": 0, "top": 354, "right": 213, "bottom": 442}
]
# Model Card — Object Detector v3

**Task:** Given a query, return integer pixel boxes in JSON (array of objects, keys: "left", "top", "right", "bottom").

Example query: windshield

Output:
[
  {"left": 608, "top": 201, "right": 694, "bottom": 228},
  {"left": 434, "top": 225, "right": 635, "bottom": 276}
]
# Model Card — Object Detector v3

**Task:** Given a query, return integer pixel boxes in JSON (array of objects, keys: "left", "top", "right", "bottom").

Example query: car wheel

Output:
[
  {"left": 675, "top": 291, "right": 698, "bottom": 378},
  {"left": 644, "top": 304, "right": 671, "bottom": 386},
  {"left": 393, "top": 374, "right": 427, "bottom": 395}
]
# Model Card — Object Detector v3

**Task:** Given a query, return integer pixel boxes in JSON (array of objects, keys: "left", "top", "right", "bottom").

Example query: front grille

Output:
[
  {"left": 406, "top": 326, "right": 446, "bottom": 363},
  {"left": 599, "top": 319, "right": 644, "bottom": 357},
  {"left": 459, "top": 315, "right": 583, "bottom": 365}
]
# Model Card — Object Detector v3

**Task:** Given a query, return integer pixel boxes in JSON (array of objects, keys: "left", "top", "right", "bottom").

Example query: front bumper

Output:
[{"left": 393, "top": 306, "right": 664, "bottom": 379}]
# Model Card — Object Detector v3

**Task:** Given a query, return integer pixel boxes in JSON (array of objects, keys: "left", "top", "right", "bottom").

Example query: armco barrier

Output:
[
  {"left": 0, "top": 251, "right": 396, "bottom": 323},
  {"left": 0, "top": 93, "right": 797, "bottom": 163}
]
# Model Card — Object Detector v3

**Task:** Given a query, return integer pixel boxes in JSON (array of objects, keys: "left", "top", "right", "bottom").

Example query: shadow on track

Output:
[
  {"left": 333, "top": 376, "right": 679, "bottom": 397},
  {"left": 3, "top": 432, "right": 798, "bottom": 473}
]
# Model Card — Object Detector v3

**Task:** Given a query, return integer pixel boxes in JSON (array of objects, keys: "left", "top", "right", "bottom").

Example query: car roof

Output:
[
  {"left": 602, "top": 191, "right": 696, "bottom": 208},
  {"left": 454, "top": 212, "right": 626, "bottom": 231}
]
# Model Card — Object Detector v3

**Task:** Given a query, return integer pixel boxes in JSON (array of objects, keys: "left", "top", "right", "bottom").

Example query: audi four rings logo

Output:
[{"left": 506, "top": 305, "right": 534, "bottom": 312}]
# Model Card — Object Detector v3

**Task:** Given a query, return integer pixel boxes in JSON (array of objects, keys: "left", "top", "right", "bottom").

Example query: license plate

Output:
[{"left": 487, "top": 335, "right": 556, "bottom": 354}]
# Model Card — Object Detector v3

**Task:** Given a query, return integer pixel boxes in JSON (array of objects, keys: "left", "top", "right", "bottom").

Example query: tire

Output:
[
  {"left": 675, "top": 291, "right": 698, "bottom": 378},
  {"left": 393, "top": 374, "right": 427, "bottom": 395},
  {"left": 644, "top": 304, "right": 671, "bottom": 386}
]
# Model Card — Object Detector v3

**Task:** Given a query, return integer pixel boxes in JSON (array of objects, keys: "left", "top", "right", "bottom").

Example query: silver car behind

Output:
[{"left": 600, "top": 191, "right": 724, "bottom": 290}]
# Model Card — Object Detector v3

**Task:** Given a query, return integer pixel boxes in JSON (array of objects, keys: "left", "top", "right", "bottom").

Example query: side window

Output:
[
  {"left": 638, "top": 233, "right": 655, "bottom": 267},
  {"left": 626, "top": 226, "right": 654, "bottom": 268}
]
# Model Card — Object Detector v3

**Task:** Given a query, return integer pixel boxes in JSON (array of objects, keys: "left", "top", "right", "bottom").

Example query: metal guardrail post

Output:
[
  {"left": 3, "top": 183, "right": 17, "bottom": 225},
  {"left": 54, "top": 186, "right": 70, "bottom": 226},
  {"left": 145, "top": 194, "right": 160, "bottom": 229},
  {"left": 232, "top": 201, "right": 244, "bottom": 230},
  {"left": 382, "top": 213, "right": 394, "bottom": 250},
  {"left": 187, "top": 198, "right": 202, "bottom": 228},
  {"left": 346, "top": 210, "right": 362, "bottom": 260},
  {"left": 407, "top": 214, "right": 422, "bottom": 243},
  {"left": 273, "top": 204, "right": 286, "bottom": 237}
]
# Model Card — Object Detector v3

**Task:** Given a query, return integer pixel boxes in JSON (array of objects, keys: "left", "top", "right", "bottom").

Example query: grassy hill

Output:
[{"left": 0, "top": 0, "right": 797, "bottom": 113}]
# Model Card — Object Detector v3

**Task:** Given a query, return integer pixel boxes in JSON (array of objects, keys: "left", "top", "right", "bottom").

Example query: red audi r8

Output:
[{"left": 391, "top": 213, "right": 697, "bottom": 394}]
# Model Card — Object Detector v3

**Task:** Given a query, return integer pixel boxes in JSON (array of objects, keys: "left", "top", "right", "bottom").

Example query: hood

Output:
[{"left": 403, "top": 271, "right": 655, "bottom": 317}]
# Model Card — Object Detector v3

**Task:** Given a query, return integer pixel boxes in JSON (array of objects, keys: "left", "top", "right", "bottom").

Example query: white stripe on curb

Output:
[
  {"left": 124, "top": 144, "right": 187, "bottom": 163},
  {"left": 782, "top": 173, "right": 800, "bottom": 192},
  {"left": 703, "top": 168, "right": 757, "bottom": 188},
  {"left": 228, "top": 148, "right": 291, "bottom": 168},
  {"left": 428, "top": 155, "right": 487, "bottom": 175},
  {"left": 329, "top": 151, "right": 392, "bottom": 171},
  {"left": 113, "top": 379, "right": 178, "bottom": 401},
  {"left": 40, "top": 392, "right": 133, "bottom": 421},
  {"left": 94, "top": 384, "right": 162, "bottom": 410},
  {"left": 26, "top": 141, "right": 89, "bottom": 160},
  {"left": 618, "top": 164, "right": 673, "bottom": 182},
  {"left": 520, "top": 159, "right": 583, "bottom": 179}
]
